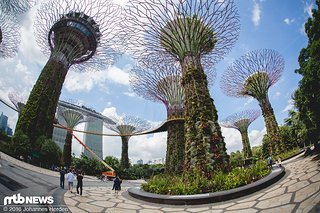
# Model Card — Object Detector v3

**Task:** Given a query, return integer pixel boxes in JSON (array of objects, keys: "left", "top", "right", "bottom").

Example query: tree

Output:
[
  {"left": 40, "top": 138, "right": 62, "bottom": 167},
  {"left": 294, "top": 0, "right": 320, "bottom": 152},
  {"left": 11, "top": 130, "right": 31, "bottom": 160},
  {"left": 57, "top": 106, "right": 91, "bottom": 168},
  {"left": 123, "top": 0, "right": 239, "bottom": 176},
  {"left": 15, "top": 0, "right": 122, "bottom": 146},
  {"left": 104, "top": 115, "right": 150, "bottom": 170},
  {"left": 221, "top": 49, "right": 285, "bottom": 155},
  {"left": 220, "top": 109, "right": 260, "bottom": 160}
]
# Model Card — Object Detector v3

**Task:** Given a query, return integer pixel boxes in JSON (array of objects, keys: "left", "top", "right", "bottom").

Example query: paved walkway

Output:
[{"left": 64, "top": 155, "right": 320, "bottom": 212}]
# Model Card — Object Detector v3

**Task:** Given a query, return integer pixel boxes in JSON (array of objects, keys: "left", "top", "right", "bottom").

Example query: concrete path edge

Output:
[{"left": 128, "top": 166, "right": 286, "bottom": 205}]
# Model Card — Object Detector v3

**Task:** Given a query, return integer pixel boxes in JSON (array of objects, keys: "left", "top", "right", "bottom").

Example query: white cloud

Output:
[
  {"left": 102, "top": 106, "right": 122, "bottom": 119},
  {"left": 300, "top": 22, "right": 306, "bottom": 35},
  {"left": 248, "top": 128, "right": 266, "bottom": 147},
  {"left": 64, "top": 66, "right": 129, "bottom": 93},
  {"left": 123, "top": 91, "right": 136, "bottom": 97},
  {"left": 304, "top": 2, "right": 313, "bottom": 17},
  {"left": 282, "top": 99, "right": 294, "bottom": 113},
  {"left": 252, "top": 0, "right": 261, "bottom": 27},
  {"left": 244, "top": 97, "right": 254, "bottom": 106},
  {"left": 19, "top": 6, "right": 47, "bottom": 65},
  {"left": 106, "top": 66, "right": 130, "bottom": 85},
  {"left": 222, "top": 127, "right": 266, "bottom": 153},
  {"left": 284, "top": 18, "right": 295, "bottom": 25}
]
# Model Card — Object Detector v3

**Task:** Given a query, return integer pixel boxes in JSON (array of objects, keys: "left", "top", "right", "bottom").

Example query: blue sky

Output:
[{"left": 0, "top": 0, "right": 315, "bottom": 163}]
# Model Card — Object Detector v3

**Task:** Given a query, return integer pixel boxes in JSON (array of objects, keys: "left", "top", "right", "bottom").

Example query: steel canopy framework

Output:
[
  {"left": 220, "top": 49, "right": 285, "bottom": 155},
  {"left": 0, "top": 11, "right": 20, "bottom": 58},
  {"left": 220, "top": 109, "right": 261, "bottom": 159}
]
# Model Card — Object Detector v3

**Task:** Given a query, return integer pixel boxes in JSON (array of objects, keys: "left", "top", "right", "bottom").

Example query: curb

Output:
[{"left": 128, "top": 167, "right": 285, "bottom": 205}]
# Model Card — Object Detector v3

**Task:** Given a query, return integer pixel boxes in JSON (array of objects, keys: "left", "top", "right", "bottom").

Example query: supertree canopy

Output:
[
  {"left": 57, "top": 105, "right": 92, "bottom": 167},
  {"left": 0, "top": 11, "right": 20, "bottom": 58},
  {"left": 220, "top": 109, "right": 260, "bottom": 159},
  {"left": 16, "top": 0, "right": 123, "bottom": 145},
  {"left": 123, "top": 0, "right": 240, "bottom": 175},
  {"left": 8, "top": 92, "right": 26, "bottom": 114},
  {"left": 0, "top": 0, "right": 36, "bottom": 15},
  {"left": 221, "top": 49, "right": 284, "bottom": 154},
  {"left": 104, "top": 115, "right": 151, "bottom": 169}
]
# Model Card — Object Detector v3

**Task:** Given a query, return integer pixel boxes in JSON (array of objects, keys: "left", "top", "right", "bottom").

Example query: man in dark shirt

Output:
[
  {"left": 76, "top": 171, "right": 84, "bottom": 196},
  {"left": 60, "top": 168, "right": 66, "bottom": 189}
]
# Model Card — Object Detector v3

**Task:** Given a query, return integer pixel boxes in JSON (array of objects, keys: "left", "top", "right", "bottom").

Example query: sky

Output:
[{"left": 0, "top": 0, "right": 315, "bottom": 164}]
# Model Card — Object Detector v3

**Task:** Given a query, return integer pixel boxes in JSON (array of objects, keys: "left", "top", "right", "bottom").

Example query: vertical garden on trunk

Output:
[{"left": 123, "top": 0, "right": 240, "bottom": 175}]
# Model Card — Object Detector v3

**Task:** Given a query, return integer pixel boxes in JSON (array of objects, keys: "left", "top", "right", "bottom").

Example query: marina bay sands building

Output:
[{"left": 52, "top": 101, "right": 115, "bottom": 159}]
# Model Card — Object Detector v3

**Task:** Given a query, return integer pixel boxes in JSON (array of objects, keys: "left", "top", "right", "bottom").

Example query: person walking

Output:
[
  {"left": 267, "top": 156, "right": 273, "bottom": 170},
  {"left": 76, "top": 171, "right": 84, "bottom": 196},
  {"left": 59, "top": 168, "right": 66, "bottom": 189},
  {"left": 112, "top": 176, "right": 122, "bottom": 195},
  {"left": 66, "top": 169, "right": 75, "bottom": 193}
]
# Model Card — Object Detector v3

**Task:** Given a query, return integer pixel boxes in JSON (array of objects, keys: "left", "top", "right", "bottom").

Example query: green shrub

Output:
[{"left": 142, "top": 160, "right": 269, "bottom": 195}]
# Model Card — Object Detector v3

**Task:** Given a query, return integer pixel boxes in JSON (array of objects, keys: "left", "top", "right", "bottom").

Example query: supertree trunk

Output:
[
  {"left": 258, "top": 96, "right": 282, "bottom": 154},
  {"left": 165, "top": 119, "right": 184, "bottom": 174},
  {"left": 120, "top": 136, "right": 130, "bottom": 169},
  {"left": 240, "top": 131, "right": 253, "bottom": 159},
  {"left": 63, "top": 131, "right": 73, "bottom": 168},
  {"left": 16, "top": 58, "right": 68, "bottom": 144},
  {"left": 181, "top": 56, "right": 228, "bottom": 176}
]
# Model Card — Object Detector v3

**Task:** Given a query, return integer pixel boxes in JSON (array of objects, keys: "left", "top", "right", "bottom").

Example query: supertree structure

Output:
[
  {"left": 16, "top": 0, "right": 123, "bottom": 145},
  {"left": 220, "top": 109, "right": 260, "bottom": 159},
  {"left": 8, "top": 92, "right": 26, "bottom": 114},
  {"left": 130, "top": 57, "right": 216, "bottom": 174},
  {"left": 0, "top": 0, "right": 36, "bottom": 15},
  {"left": 221, "top": 49, "right": 284, "bottom": 154},
  {"left": 57, "top": 105, "right": 92, "bottom": 167},
  {"left": 104, "top": 115, "right": 151, "bottom": 169},
  {"left": 0, "top": 10, "right": 20, "bottom": 58},
  {"left": 122, "top": 0, "right": 239, "bottom": 175}
]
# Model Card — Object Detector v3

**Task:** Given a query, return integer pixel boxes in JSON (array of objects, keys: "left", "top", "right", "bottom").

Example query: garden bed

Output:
[{"left": 128, "top": 166, "right": 285, "bottom": 205}]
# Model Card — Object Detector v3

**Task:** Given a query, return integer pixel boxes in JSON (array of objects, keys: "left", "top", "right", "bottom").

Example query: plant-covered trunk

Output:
[
  {"left": 120, "top": 136, "right": 130, "bottom": 169},
  {"left": 165, "top": 119, "right": 185, "bottom": 174},
  {"left": 63, "top": 131, "right": 72, "bottom": 168},
  {"left": 258, "top": 96, "right": 282, "bottom": 154},
  {"left": 240, "top": 130, "right": 252, "bottom": 159},
  {"left": 15, "top": 57, "right": 68, "bottom": 145},
  {"left": 181, "top": 56, "right": 228, "bottom": 176}
]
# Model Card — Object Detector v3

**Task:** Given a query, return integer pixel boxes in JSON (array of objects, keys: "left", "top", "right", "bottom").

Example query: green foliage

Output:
[
  {"left": 284, "top": 110, "right": 308, "bottom": 148},
  {"left": 279, "top": 125, "right": 298, "bottom": 150},
  {"left": 0, "top": 129, "right": 10, "bottom": 142},
  {"left": 160, "top": 15, "right": 217, "bottom": 59},
  {"left": 141, "top": 161, "right": 269, "bottom": 195},
  {"left": 165, "top": 121, "right": 185, "bottom": 174},
  {"left": 11, "top": 130, "right": 31, "bottom": 159},
  {"left": 274, "top": 147, "right": 301, "bottom": 161},
  {"left": 15, "top": 59, "right": 68, "bottom": 147},
  {"left": 72, "top": 154, "right": 105, "bottom": 176},
  {"left": 40, "top": 138, "right": 62, "bottom": 167},
  {"left": 230, "top": 151, "right": 244, "bottom": 168},
  {"left": 182, "top": 61, "right": 228, "bottom": 175},
  {"left": 121, "top": 164, "right": 165, "bottom": 180},
  {"left": 294, "top": 1, "right": 320, "bottom": 151}
]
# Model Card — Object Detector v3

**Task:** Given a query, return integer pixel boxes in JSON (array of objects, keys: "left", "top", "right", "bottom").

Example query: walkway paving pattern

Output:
[{"left": 64, "top": 155, "right": 320, "bottom": 213}]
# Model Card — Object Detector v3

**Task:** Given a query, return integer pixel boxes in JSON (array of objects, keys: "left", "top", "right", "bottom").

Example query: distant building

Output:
[
  {"left": 0, "top": 112, "right": 8, "bottom": 132},
  {"left": 0, "top": 112, "right": 12, "bottom": 135},
  {"left": 137, "top": 159, "right": 143, "bottom": 165},
  {"left": 147, "top": 158, "right": 165, "bottom": 165},
  {"left": 83, "top": 118, "right": 103, "bottom": 159},
  {"left": 52, "top": 105, "right": 67, "bottom": 151},
  {"left": 6, "top": 126, "right": 13, "bottom": 136}
]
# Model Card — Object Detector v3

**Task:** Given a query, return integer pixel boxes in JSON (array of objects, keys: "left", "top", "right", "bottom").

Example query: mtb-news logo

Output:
[{"left": 3, "top": 193, "right": 54, "bottom": 205}]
